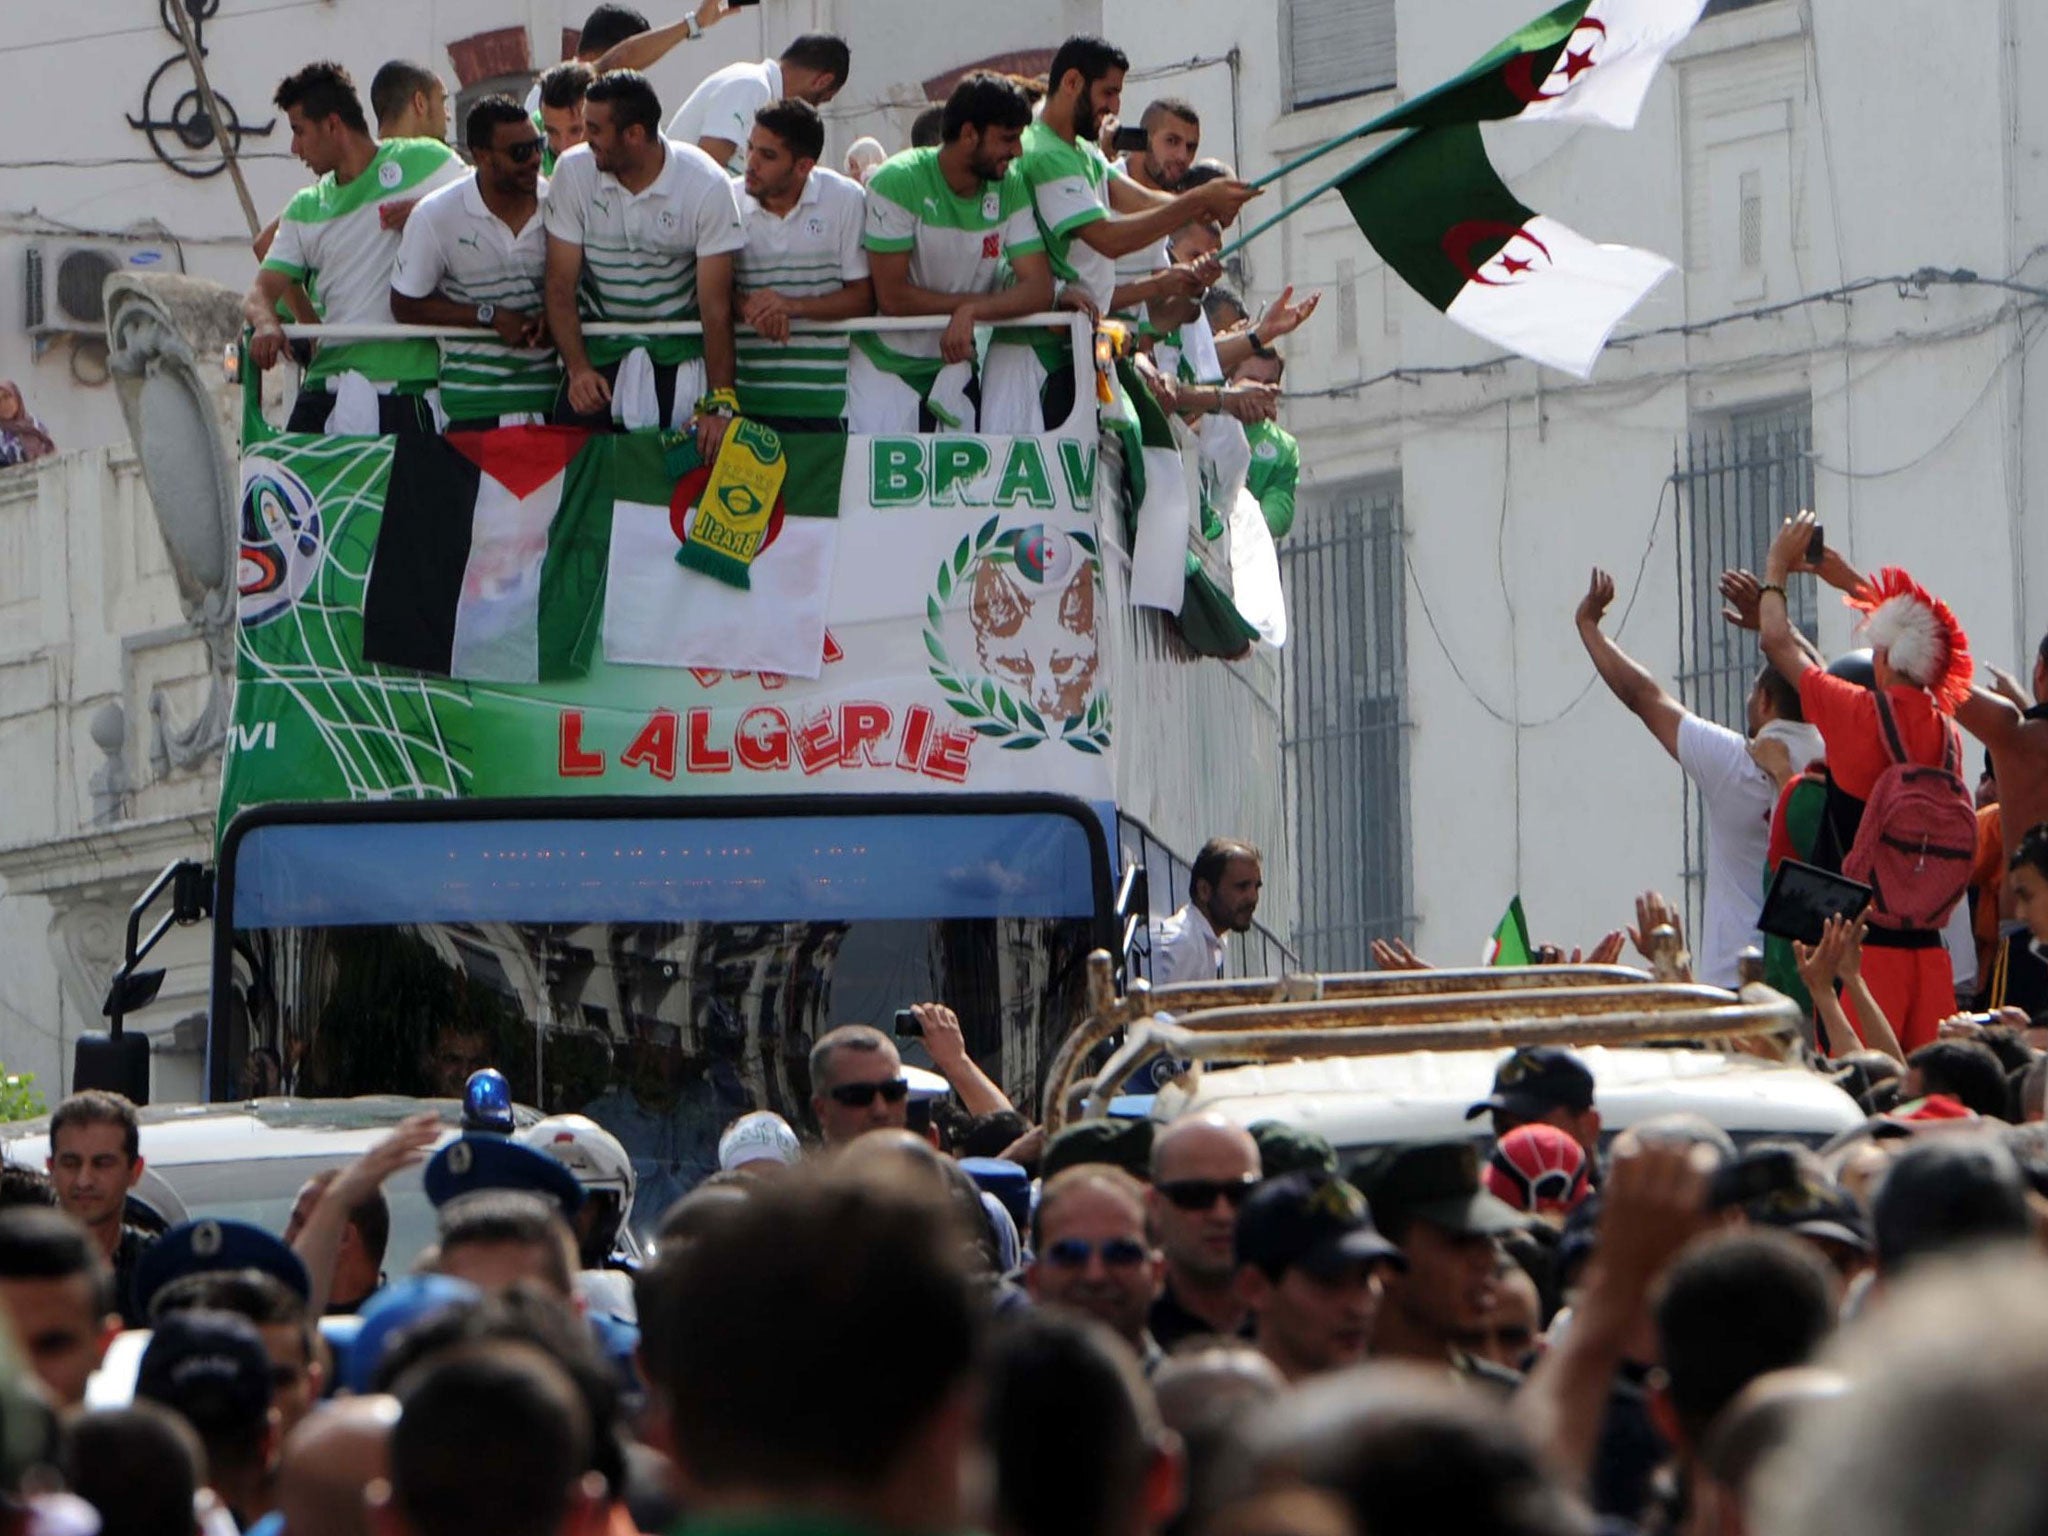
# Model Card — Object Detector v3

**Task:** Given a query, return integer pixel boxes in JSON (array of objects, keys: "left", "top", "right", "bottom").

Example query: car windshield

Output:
[{"left": 221, "top": 809, "right": 1105, "bottom": 1242}]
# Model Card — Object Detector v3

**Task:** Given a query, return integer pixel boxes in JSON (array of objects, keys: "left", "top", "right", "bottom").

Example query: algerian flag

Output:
[
  {"left": 1486, "top": 897, "right": 1534, "bottom": 967},
  {"left": 603, "top": 432, "right": 847, "bottom": 678},
  {"left": 1341, "top": 123, "right": 1672, "bottom": 379},
  {"left": 360, "top": 427, "right": 609, "bottom": 683},
  {"left": 1381, "top": 0, "right": 1708, "bottom": 132}
]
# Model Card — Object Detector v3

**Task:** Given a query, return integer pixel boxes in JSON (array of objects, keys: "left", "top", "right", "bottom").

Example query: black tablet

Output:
[{"left": 1757, "top": 859, "right": 1874, "bottom": 945}]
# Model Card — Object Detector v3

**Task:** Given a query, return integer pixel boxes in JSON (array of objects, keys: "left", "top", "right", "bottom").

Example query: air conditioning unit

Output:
[{"left": 25, "top": 238, "right": 183, "bottom": 337}]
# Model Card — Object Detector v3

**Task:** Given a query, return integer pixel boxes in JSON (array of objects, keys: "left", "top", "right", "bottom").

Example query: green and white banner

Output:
[{"left": 226, "top": 429, "right": 1114, "bottom": 830}]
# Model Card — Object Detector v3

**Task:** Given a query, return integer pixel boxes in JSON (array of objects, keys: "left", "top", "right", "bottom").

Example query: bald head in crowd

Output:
[
  {"left": 279, "top": 1396, "right": 399, "bottom": 1536},
  {"left": 1145, "top": 1115, "right": 1262, "bottom": 1348}
]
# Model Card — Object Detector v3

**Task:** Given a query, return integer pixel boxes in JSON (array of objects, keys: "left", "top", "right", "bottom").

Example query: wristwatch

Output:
[
  {"left": 685, "top": 12, "right": 704, "bottom": 38},
  {"left": 475, "top": 303, "right": 497, "bottom": 327},
  {"left": 1248, "top": 329, "right": 1276, "bottom": 359}
]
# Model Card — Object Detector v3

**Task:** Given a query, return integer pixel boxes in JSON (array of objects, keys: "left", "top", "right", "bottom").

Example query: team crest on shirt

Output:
[
  {"left": 805, "top": 216, "right": 826, "bottom": 236},
  {"left": 982, "top": 191, "right": 1001, "bottom": 221},
  {"left": 1253, "top": 440, "right": 1278, "bottom": 461},
  {"left": 378, "top": 158, "right": 403, "bottom": 189},
  {"left": 657, "top": 208, "right": 678, "bottom": 232}
]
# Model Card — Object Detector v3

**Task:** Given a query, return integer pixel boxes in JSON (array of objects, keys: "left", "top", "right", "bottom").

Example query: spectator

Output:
[
  {"left": 844, "top": 134, "right": 886, "bottom": 183},
  {"left": 542, "top": 70, "right": 744, "bottom": 446},
  {"left": 1482, "top": 1124, "right": 1592, "bottom": 1223},
  {"left": 985, "top": 1311, "right": 1182, "bottom": 1536},
  {"left": 0, "top": 382, "right": 56, "bottom": 468},
  {"left": 1476, "top": 1258, "right": 1543, "bottom": 1370},
  {"left": 1027, "top": 1167, "right": 1164, "bottom": 1365},
  {"left": 903, "top": 1002, "right": 1015, "bottom": 1118},
  {"left": 535, "top": 61, "right": 595, "bottom": 171},
  {"left": 852, "top": 73, "right": 1052, "bottom": 434},
  {"left": 1649, "top": 1231, "right": 1837, "bottom": 1528},
  {"left": 908, "top": 103, "right": 944, "bottom": 149},
  {"left": 715, "top": 1111, "right": 802, "bottom": 1177},
  {"left": 1151, "top": 1345, "right": 1284, "bottom": 1536},
  {"left": 244, "top": 63, "right": 466, "bottom": 434},
  {"left": 1902, "top": 1038, "right": 2011, "bottom": 1119},
  {"left": 431, "top": 1191, "right": 579, "bottom": 1299},
  {"left": 44, "top": 1089, "right": 154, "bottom": 1327},
  {"left": 732, "top": 99, "right": 874, "bottom": 428},
  {"left": 135, "top": 1311, "right": 281, "bottom": 1531},
  {"left": 1234, "top": 1172, "right": 1403, "bottom": 1384},
  {"left": 0, "top": 1207, "right": 118, "bottom": 1409},
  {"left": 378, "top": 1342, "right": 603, "bottom": 1536},
  {"left": 272, "top": 1397, "right": 396, "bottom": 1536},
  {"left": 808, "top": 1024, "right": 911, "bottom": 1146},
  {"left": 1578, "top": 565, "right": 1822, "bottom": 988},
  {"left": 669, "top": 33, "right": 852, "bottom": 174},
  {"left": 514, "top": 1114, "right": 640, "bottom": 1321},
  {"left": 287, "top": 1112, "right": 435, "bottom": 1316},
  {"left": 1958, "top": 636, "right": 2048, "bottom": 871},
  {"left": 369, "top": 60, "right": 449, "bottom": 141},
  {"left": 0, "top": 1165, "right": 53, "bottom": 1209},
  {"left": 1692, "top": 1368, "right": 1847, "bottom": 1536},
  {"left": 1233, "top": 349, "right": 1297, "bottom": 539},
  {"left": 1152, "top": 838, "right": 1265, "bottom": 985},
  {"left": 151, "top": 1267, "right": 324, "bottom": 1440},
  {"left": 646, "top": 1175, "right": 982, "bottom": 1534},
  {"left": 1145, "top": 1114, "right": 1262, "bottom": 1349},
  {"left": 1870, "top": 1134, "right": 2031, "bottom": 1277},
  {"left": 1759, "top": 515, "right": 1976, "bottom": 1049},
  {"left": 390, "top": 96, "right": 558, "bottom": 432},
  {"left": 1353, "top": 1142, "right": 1525, "bottom": 1374},
  {"left": 61, "top": 1405, "right": 205, "bottom": 1536},
  {"left": 1465, "top": 1045, "right": 1602, "bottom": 1159}
]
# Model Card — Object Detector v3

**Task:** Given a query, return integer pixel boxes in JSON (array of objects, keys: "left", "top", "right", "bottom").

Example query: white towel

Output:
[
  {"left": 928, "top": 359, "right": 977, "bottom": 431},
  {"left": 1228, "top": 486, "right": 1288, "bottom": 647},
  {"left": 1757, "top": 719, "right": 1827, "bottom": 773},
  {"left": 610, "top": 347, "right": 661, "bottom": 433},
  {"left": 326, "top": 371, "right": 382, "bottom": 436}
]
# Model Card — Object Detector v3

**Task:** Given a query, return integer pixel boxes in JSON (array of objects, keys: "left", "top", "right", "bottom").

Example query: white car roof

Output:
[{"left": 1151, "top": 1046, "right": 1864, "bottom": 1150}]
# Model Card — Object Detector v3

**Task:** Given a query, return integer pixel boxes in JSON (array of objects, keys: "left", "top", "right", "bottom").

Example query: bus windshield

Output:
[{"left": 219, "top": 804, "right": 1107, "bottom": 1240}]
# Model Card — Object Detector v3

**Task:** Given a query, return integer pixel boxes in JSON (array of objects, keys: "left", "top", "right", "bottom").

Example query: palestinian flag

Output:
[
  {"left": 603, "top": 431, "right": 848, "bottom": 679},
  {"left": 1341, "top": 124, "right": 1672, "bottom": 379},
  {"left": 1381, "top": 0, "right": 1707, "bottom": 132},
  {"left": 1486, "top": 897, "right": 1535, "bottom": 967},
  {"left": 361, "top": 427, "right": 611, "bottom": 683}
]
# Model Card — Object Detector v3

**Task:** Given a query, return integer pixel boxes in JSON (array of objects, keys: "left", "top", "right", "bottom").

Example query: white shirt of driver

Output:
[
  {"left": 1153, "top": 903, "right": 1225, "bottom": 985},
  {"left": 668, "top": 57, "right": 783, "bottom": 175}
]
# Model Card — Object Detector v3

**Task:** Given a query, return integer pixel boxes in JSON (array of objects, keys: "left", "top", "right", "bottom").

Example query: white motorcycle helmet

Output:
[{"left": 517, "top": 1114, "right": 636, "bottom": 1263}]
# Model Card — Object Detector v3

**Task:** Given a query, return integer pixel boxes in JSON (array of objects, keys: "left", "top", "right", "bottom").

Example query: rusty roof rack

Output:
[{"left": 1040, "top": 942, "right": 1802, "bottom": 1133}]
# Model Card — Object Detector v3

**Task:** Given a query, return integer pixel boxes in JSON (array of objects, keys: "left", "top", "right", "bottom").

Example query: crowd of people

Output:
[{"left": 232, "top": 0, "right": 1307, "bottom": 559}]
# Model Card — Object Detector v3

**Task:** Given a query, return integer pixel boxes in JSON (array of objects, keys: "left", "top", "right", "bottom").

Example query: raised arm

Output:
[
  {"left": 911, "top": 1004, "right": 1013, "bottom": 1117},
  {"left": 1759, "top": 513, "right": 1824, "bottom": 686},
  {"left": 1073, "top": 178, "right": 1260, "bottom": 260},
  {"left": 1576, "top": 567, "right": 1687, "bottom": 759},
  {"left": 1214, "top": 287, "right": 1321, "bottom": 371},
  {"left": 593, "top": 0, "right": 731, "bottom": 75}
]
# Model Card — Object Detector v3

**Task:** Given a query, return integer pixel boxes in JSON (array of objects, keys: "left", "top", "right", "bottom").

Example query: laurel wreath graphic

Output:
[{"left": 922, "top": 515, "right": 1112, "bottom": 755}]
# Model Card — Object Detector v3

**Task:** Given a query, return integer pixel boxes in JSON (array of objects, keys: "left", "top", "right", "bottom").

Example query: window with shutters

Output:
[{"left": 1285, "top": 0, "right": 1398, "bottom": 113}]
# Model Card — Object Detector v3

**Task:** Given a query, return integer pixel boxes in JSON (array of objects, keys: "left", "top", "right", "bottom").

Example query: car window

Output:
[{"left": 151, "top": 1158, "right": 441, "bottom": 1277}]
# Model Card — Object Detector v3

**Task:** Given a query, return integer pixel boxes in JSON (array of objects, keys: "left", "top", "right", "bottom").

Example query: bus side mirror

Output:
[{"left": 73, "top": 1032, "right": 151, "bottom": 1105}]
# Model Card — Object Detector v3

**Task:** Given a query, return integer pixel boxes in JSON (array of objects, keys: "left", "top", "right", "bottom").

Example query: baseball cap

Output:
[
  {"left": 718, "top": 1111, "right": 802, "bottom": 1172},
  {"left": 1041, "top": 1118, "right": 1155, "bottom": 1181},
  {"left": 135, "top": 1312, "right": 272, "bottom": 1439},
  {"left": 341, "top": 1273, "right": 481, "bottom": 1394},
  {"left": 1483, "top": 1123, "right": 1591, "bottom": 1217},
  {"left": 1234, "top": 1172, "right": 1403, "bottom": 1278},
  {"left": 424, "top": 1134, "right": 587, "bottom": 1214},
  {"left": 1748, "top": 1174, "right": 1871, "bottom": 1253},
  {"left": 1465, "top": 1046, "right": 1595, "bottom": 1122},
  {"left": 1249, "top": 1120, "right": 1340, "bottom": 1178},
  {"left": 1354, "top": 1141, "right": 1528, "bottom": 1237},
  {"left": 133, "top": 1217, "right": 312, "bottom": 1321}
]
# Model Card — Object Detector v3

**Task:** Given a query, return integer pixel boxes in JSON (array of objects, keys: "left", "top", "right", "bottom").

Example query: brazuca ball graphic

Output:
[{"left": 238, "top": 458, "right": 326, "bottom": 627}]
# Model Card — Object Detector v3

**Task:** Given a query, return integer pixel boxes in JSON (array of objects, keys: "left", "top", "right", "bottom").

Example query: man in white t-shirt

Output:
[
  {"left": 1576, "top": 567, "right": 1826, "bottom": 987},
  {"left": 1110, "top": 97, "right": 1209, "bottom": 322},
  {"left": 541, "top": 70, "right": 745, "bottom": 454},
  {"left": 733, "top": 100, "right": 873, "bottom": 427},
  {"left": 668, "top": 33, "right": 850, "bottom": 175}
]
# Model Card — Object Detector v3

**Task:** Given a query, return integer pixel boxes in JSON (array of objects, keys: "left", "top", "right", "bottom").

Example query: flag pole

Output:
[
  {"left": 1248, "top": 104, "right": 1407, "bottom": 190},
  {"left": 1219, "top": 128, "right": 1417, "bottom": 261}
]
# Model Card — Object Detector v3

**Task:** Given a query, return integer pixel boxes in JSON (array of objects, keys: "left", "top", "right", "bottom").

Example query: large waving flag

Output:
[
  {"left": 603, "top": 431, "right": 847, "bottom": 679},
  {"left": 1340, "top": 124, "right": 1672, "bottom": 380},
  {"left": 1381, "top": 0, "right": 1709, "bottom": 133},
  {"left": 361, "top": 427, "right": 610, "bottom": 683}
]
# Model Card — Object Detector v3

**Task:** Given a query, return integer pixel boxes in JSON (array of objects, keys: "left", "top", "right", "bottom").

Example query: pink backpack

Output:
[{"left": 1842, "top": 690, "right": 1976, "bottom": 930}]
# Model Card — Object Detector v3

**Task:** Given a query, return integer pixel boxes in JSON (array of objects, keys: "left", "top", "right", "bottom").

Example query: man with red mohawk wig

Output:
[{"left": 1758, "top": 511, "right": 1977, "bottom": 1051}]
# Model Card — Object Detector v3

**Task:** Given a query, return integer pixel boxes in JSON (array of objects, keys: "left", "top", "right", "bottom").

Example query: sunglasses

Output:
[
  {"left": 1044, "top": 1237, "right": 1150, "bottom": 1270},
  {"left": 1158, "top": 1176, "right": 1260, "bottom": 1212},
  {"left": 499, "top": 138, "right": 543, "bottom": 164},
  {"left": 827, "top": 1078, "right": 910, "bottom": 1108}
]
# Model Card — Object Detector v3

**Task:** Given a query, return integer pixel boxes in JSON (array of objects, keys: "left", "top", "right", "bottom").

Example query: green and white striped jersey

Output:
[
  {"left": 541, "top": 140, "right": 746, "bottom": 367},
  {"left": 859, "top": 148, "right": 1044, "bottom": 371},
  {"left": 391, "top": 173, "right": 561, "bottom": 420},
  {"left": 734, "top": 167, "right": 869, "bottom": 421},
  {"left": 261, "top": 138, "right": 467, "bottom": 388},
  {"left": 1015, "top": 121, "right": 1117, "bottom": 312}
]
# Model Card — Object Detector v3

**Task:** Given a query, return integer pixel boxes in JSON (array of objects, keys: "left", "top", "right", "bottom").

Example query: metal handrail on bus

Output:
[{"left": 1039, "top": 948, "right": 1805, "bottom": 1132}]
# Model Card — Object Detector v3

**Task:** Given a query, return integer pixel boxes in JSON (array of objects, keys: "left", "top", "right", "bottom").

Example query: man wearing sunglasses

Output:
[
  {"left": 810, "top": 1024, "right": 912, "bottom": 1146},
  {"left": 392, "top": 96, "right": 560, "bottom": 429},
  {"left": 1145, "top": 1114, "right": 1263, "bottom": 1350},
  {"left": 1027, "top": 1167, "right": 1164, "bottom": 1367}
]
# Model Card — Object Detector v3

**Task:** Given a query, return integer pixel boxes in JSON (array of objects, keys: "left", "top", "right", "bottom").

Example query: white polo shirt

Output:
[
  {"left": 542, "top": 139, "right": 746, "bottom": 367},
  {"left": 667, "top": 57, "right": 782, "bottom": 175},
  {"left": 392, "top": 172, "right": 560, "bottom": 420},
  {"left": 1153, "top": 903, "right": 1225, "bottom": 984},
  {"left": 735, "top": 166, "right": 869, "bottom": 420}
]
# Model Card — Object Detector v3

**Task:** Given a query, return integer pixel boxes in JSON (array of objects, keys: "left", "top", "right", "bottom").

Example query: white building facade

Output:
[{"left": 2, "top": 0, "right": 2043, "bottom": 1089}]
